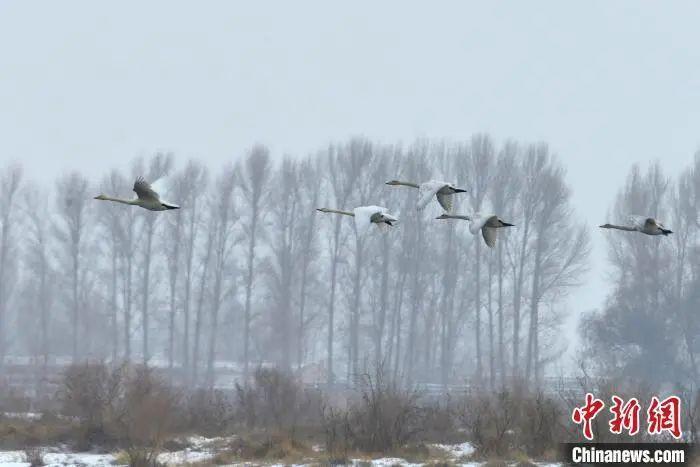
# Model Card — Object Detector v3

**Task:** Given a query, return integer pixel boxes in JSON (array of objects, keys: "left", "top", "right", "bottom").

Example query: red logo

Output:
[
  {"left": 609, "top": 396, "right": 641, "bottom": 436},
  {"left": 572, "top": 394, "right": 682, "bottom": 441},
  {"left": 647, "top": 396, "right": 682, "bottom": 439},
  {"left": 572, "top": 392, "right": 606, "bottom": 441}
]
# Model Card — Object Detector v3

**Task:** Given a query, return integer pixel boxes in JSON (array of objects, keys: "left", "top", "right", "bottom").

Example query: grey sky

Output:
[{"left": 2, "top": 1, "right": 699, "bottom": 367}]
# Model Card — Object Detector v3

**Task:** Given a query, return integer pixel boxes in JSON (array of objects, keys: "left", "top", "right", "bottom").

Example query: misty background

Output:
[{"left": 1, "top": 1, "right": 699, "bottom": 386}]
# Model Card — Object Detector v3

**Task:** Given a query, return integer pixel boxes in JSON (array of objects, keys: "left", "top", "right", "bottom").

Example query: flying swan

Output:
[
  {"left": 385, "top": 179, "right": 467, "bottom": 212},
  {"left": 436, "top": 213, "right": 514, "bottom": 248},
  {"left": 94, "top": 177, "right": 180, "bottom": 211},
  {"left": 599, "top": 215, "right": 672, "bottom": 236},
  {"left": 316, "top": 206, "right": 399, "bottom": 234}
]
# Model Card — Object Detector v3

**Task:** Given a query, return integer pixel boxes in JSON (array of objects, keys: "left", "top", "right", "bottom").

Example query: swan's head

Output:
[
  {"left": 94, "top": 194, "right": 108, "bottom": 200},
  {"left": 385, "top": 180, "right": 402, "bottom": 186}
]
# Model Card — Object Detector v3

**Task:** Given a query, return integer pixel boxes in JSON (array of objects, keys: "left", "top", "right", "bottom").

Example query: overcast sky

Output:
[{"left": 2, "top": 0, "right": 699, "bottom": 367}]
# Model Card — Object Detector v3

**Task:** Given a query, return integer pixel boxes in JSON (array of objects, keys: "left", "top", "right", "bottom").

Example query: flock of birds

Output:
[{"left": 93, "top": 177, "right": 674, "bottom": 248}]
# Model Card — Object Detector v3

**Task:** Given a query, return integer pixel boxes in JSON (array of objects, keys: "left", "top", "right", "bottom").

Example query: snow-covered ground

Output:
[
  {"left": 0, "top": 440, "right": 562, "bottom": 466},
  {"left": 431, "top": 441, "right": 476, "bottom": 459},
  {"left": 43, "top": 452, "right": 121, "bottom": 466}
]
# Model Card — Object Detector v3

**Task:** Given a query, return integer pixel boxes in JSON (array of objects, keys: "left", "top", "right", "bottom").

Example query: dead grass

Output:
[
  {"left": 0, "top": 415, "right": 77, "bottom": 449},
  {"left": 212, "top": 432, "right": 316, "bottom": 464}
]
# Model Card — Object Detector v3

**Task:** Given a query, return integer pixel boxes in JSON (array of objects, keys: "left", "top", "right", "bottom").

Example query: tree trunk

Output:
[
  {"left": 192, "top": 227, "right": 214, "bottom": 383},
  {"left": 326, "top": 217, "right": 342, "bottom": 385},
  {"left": 141, "top": 218, "right": 155, "bottom": 364},
  {"left": 243, "top": 210, "right": 258, "bottom": 381}
]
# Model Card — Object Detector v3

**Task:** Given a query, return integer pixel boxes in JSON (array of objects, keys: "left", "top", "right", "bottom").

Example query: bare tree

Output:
[
  {"left": 236, "top": 145, "right": 271, "bottom": 380},
  {"left": 138, "top": 153, "right": 174, "bottom": 363},
  {"left": 180, "top": 161, "right": 209, "bottom": 376},
  {"left": 54, "top": 172, "right": 90, "bottom": 361},
  {"left": 0, "top": 165, "right": 21, "bottom": 362},
  {"left": 22, "top": 183, "right": 53, "bottom": 369},
  {"left": 206, "top": 165, "right": 237, "bottom": 385}
]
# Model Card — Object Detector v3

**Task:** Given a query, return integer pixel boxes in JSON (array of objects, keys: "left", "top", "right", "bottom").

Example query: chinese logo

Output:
[{"left": 572, "top": 393, "right": 681, "bottom": 440}]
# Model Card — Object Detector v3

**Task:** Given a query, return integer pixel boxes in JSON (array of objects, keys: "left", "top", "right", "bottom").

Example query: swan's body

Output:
[
  {"left": 94, "top": 177, "right": 180, "bottom": 211},
  {"left": 385, "top": 179, "right": 467, "bottom": 212},
  {"left": 437, "top": 213, "right": 514, "bottom": 248},
  {"left": 316, "top": 205, "right": 399, "bottom": 234},
  {"left": 600, "top": 215, "right": 672, "bottom": 236}
]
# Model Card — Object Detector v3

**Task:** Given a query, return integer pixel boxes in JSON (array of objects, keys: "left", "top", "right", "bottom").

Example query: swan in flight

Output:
[
  {"left": 316, "top": 206, "right": 399, "bottom": 234},
  {"left": 436, "top": 213, "right": 514, "bottom": 248},
  {"left": 385, "top": 179, "right": 467, "bottom": 212},
  {"left": 599, "top": 215, "right": 672, "bottom": 236},
  {"left": 94, "top": 177, "right": 180, "bottom": 211}
]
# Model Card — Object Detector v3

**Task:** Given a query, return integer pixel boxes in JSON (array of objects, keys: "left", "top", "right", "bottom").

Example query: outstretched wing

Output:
[
  {"left": 482, "top": 227, "right": 497, "bottom": 248},
  {"left": 353, "top": 206, "right": 381, "bottom": 235},
  {"left": 627, "top": 215, "right": 647, "bottom": 230},
  {"left": 416, "top": 181, "right": 444, "bottom": 210},
  {"left": 436, "top": 192, "right": 454, "bottom": 212},
  {"left": 468, "top": 213, "right": 491, "bottom": 235},
  {"left": 133, "top": 177, "right": 161, "bottom": 202}
]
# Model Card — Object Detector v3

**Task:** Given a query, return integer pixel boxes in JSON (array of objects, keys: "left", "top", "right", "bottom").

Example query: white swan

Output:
[
  {"left": 436, "top": 213, "right": 514, "bottom": 248},
  {"left": 316, "top": 205, "right": 399, "bottom": 234},
  {"left": 94, "top": 177, "right": 180, "bottom": 211},
  {"left": 385, "top": 179, "right": 467, "bottom": 212},
  {"left": 599, "top": 215, "right": 672, "bottom": 236}
]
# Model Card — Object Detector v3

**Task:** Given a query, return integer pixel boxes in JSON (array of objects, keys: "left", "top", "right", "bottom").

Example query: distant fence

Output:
[{"left": 0, "top": 356, "right": 587, "bottom": 400}]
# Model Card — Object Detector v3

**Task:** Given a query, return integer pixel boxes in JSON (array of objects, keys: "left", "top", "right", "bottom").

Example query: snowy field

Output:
[{"left": 0, "top": 439, "right": 563, "bottom": 466}]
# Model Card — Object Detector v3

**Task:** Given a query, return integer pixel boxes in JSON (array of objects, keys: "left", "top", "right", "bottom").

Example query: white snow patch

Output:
[
  {"left": 0, "top": 451, "right": 29, "bottom": 467},
  {"left": 157, "top": 449, "right": 215, "bottom": 466},
  {"left": 1, "top": 412, "right": 42, "bottom": 421},
  {"left": 432, "top": 441, "right": 476, "bottom": 459},
  {"left": 42, "top": 452, "right": 120, "bottom": 466},
  {"left": 350, "top": 458, "right": 422, "bottom": 467}
]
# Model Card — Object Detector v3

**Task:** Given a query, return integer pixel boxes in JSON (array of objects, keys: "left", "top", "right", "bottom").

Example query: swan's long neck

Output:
[
  {"left": 322, "top": 208, "right": 354, "bottom": 217},
  {"left": 390, "top": 180, "right": 420, "bottom": 189},
  {"left": 100, "top": 195, "right": 138, "bottom": 206},
  {"left": 600, "top": 223, "right": 636, "bottom": 232}
]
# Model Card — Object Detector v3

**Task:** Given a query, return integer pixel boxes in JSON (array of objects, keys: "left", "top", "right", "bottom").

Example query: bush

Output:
[
  {"left": 321, "top": 366, "right": 423, "bottom": 455},
  {"left": 58, "top": 363, "right": 126, "bottom": 448},
  {"left": 182, "top": 388, "right": 236, "bottom": 435},
  {"left": 58, "top": 363, "right": 179, "bottom": 454},
  {"left": 460, "top": 388, "right": 562, "bottom": 459},
  {"left": 235, "top": 367, "right": 324, "bottom": 437}
]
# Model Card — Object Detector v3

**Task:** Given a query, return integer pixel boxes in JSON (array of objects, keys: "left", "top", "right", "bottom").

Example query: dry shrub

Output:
[
  {"left": 25, "top": 447, "right": 44, "bottom": 467},
  {"left": 59, "top": 363, "right": 179, "bottom": 455},
  {"left": 460, "top": 388, "right": 562, "bottom": 459},
  {"left": 112, "top": 367, "right": 180, "bottom": 464},
  {"left": 182, "top": 388, "right": 235, "bottom": 435},
  {"left": 58, "top": 362, "right": 125, "bottom": 448},
  {"left": 420, "top": 398, "right": 461, "bottom": 444},
  {"left": 235, "top": 367, "right": 324, "bottom": 436},
  {"left": 322, "top": 366, "right": 423, "bottom": 456}
]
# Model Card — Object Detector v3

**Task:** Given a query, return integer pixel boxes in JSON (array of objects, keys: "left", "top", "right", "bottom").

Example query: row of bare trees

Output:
[
  {"left": 0, "top": 135, "right": 590, "bottom": 389},
  {"left": 581, "top": 154, "right": 700, "bottom": 388}
]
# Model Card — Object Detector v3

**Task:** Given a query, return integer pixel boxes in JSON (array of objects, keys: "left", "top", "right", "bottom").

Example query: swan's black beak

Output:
[
  {"left": 453, "top": 188, "right": 468, "bottom": 193},
  {"left": 662, "top": 229, "right": 673, "bottom": 235},
  {"left": 502, "top": 222, "right": 515, "bottom": 227}
]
